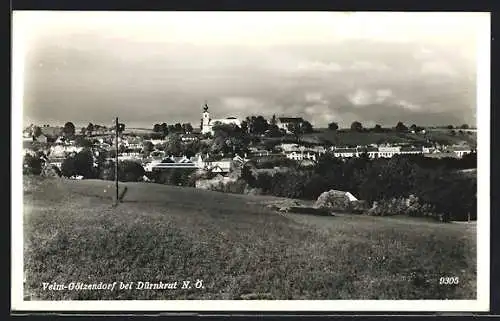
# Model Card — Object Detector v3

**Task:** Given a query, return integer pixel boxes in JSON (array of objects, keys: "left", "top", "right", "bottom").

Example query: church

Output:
[{"left": 200, "top": 102, "right": 241, "bottom": 135}]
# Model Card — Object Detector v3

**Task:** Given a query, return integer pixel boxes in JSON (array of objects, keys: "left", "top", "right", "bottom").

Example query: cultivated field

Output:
[
  {"left": 23, "top": 177, "right": 476, "bottom": 300},
  {"left": 303, "top": 129, "right": 477, "bottom": 146}
]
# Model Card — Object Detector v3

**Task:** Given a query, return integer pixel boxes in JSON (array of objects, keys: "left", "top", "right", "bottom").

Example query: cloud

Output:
[
  {"left": 304, "top": 92, "right": 328, "bottom": 104},
  {"left": 350, "top": 61, "right": 390, "bottom": 71},
  {"left": 375, "top": 89, "right": 393, "bottom": 102},
  {"left": 220, "top": 97, "right": 264, "bottom": 110},
  {"left": 348, "top": 89, "right": 394, "bottom": 106},
  {"left": 421, "top": 61, "right": 457, "bottom": 76},
  {"left": 296, "top": 61, "right": 343, "bottom": 72},
  {"left": 347, "top": 89, "right": 373, "bottom": 106},
  {"left": 396, "top": 100, "right": 421, "bottom": 111}
]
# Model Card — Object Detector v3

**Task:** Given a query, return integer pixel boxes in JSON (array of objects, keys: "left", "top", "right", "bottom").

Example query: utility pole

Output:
[{"left": 115, "top": 117, "right": 119, "bottom": 206}]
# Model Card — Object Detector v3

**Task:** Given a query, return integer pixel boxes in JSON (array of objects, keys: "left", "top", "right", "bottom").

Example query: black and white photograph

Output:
[{"left": 12, "top": 11, "right": 490, "bottom": 311}]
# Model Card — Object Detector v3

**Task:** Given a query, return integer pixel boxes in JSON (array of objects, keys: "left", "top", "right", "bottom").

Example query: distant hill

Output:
[{"left": 301, "top": 128, "right": 476, "bottom": 147}]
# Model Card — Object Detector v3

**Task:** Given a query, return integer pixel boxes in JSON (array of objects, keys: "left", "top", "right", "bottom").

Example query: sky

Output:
[{"left": 13, "top": 11, "right": 489, "bottom": 129}]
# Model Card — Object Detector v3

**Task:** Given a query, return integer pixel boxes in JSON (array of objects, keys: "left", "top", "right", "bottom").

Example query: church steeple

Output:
[{"left": 201, "top": 100, "right": 211, "bottom": 134}]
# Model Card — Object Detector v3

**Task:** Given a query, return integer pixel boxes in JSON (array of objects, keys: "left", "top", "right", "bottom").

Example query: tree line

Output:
[
  {"left": 327, "top": 121, "right": 471, "bottom": 133},
  {"left": 241, "top": 152, "right": 477, "bottom": 221}
]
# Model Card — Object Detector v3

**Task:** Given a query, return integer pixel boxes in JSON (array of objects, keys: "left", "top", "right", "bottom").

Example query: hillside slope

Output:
[{"left": 23, "top": 178, "right": 476, "bottom": 300}]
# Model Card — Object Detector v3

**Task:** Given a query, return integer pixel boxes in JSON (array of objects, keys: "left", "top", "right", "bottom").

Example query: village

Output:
[{"left": 23, "top": 102, "right": 476, "bottom": 183}]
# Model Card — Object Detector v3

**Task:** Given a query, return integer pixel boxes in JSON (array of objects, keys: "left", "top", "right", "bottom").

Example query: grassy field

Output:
[
  {"left": 23, "top": 177, "right": 476, "bottom": 300},
  {"left": 302, "top": 129, "right": 476, "bottom": 146}
]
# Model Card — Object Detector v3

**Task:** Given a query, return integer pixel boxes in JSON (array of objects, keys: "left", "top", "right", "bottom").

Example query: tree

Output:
[
  {"left": 287, "top": 122, "right": 304, "bottom": 143},
  {"left": 160, "top": 123, "right": 168, "bottom": 135},
  {"left": 63, "top": 122, "right": 76, "bottom": 137},
  {"left": 61, "top": 148, "right": 94, "bottom": 178},
  {"left": 446, "top": 125, "right": 454, "bottom": 129},
  {"left": 23, "top": 154, "right": 43, "bottom": 175},
  {"left": 153, "top": 124, "right": 161, "bottom": 132},
  {"left": 182, "top": 123, "right": 194, "bottom": 134},
  {"left": 119, "top": 160, "right": 145, "bottom": 182},
  {"left": 460, "top": 124, "right": 470, "bottom": 129},
  {"left": 270, "top": 114, "right": 277, "bottom": 126},
  {"left": 240, "top": 120, "right": 249, "bottom": 134},
  {"left": 410, "top": 124, "right": 418, "bottom": 131},
  {"left": 395, "top": 121, "right": 408, "bottom": 132},
  {"left": 86, "top": 122, "right": 94, "bottom": 135},
  {"left": 164, "top": 135, "right": 182, "bottom": 156},
  {"left": 252, "top": 116, "right": 269, "bottom": 135},
  {"left": 350, "top": 121, "right": 363, "bottom": 132},
  {"left": 173, "top": 123, "right": 183, "bottom": 133},
  {"left": 143, "top": 141, "right": 154, "bottom": 157},
  {"left": 182, "top": 141, "right": 201, "bottom": 158},
  {"left": 99, "top": 160, "right": 145, "bottom": 182},
  {"left": 33, "top": 126, "right": 43, "bottom": 138},
  {"left": 373, "top": 124, "right": 382, "bottom": 133},
  {"left": 328, "top": 122, "right": 339, "bottom": 131},
  {"left": 266, "top": 124, "right": 283, "bottom": 138},
  {"left": 75, "top": 136, "right": 93, "bottom": 148},
  {"left": 302, "top": 121, "right": 313, "bottom": 134},
  {"left": 117, "top": 123, "right": 125, "bottom": 134}
]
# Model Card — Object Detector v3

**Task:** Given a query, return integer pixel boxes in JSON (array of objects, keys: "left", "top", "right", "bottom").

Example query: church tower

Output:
[{"left": 201, "top": 101, "right": 211, "bottom": 134}]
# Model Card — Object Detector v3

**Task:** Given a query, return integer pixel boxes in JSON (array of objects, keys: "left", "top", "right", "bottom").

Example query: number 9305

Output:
[{"left": 439, "top": 276, "right": 459, "bottom": 285}]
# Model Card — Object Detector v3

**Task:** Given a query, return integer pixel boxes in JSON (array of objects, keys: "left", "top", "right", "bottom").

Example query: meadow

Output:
[
  {"left": 302, "top": 129, "right": 477, "bottom": 147},
  {"left": 23, "top": 177, "right": 476, "bottom": 300}
]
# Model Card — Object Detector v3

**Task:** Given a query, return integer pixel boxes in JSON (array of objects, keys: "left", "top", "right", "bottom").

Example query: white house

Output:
[
  {"left": 450, "top": 146, "right": 472, "bottom": 158},
  {"left": 332, "top": 147, "right": 358, "bottom": 158},
  {"left": 377, "top": 146, "right": 401, "bottom": 158},
  {"left": 201, "top": 103, "right": 241, "bottom": 135},
  {"left": 276, "top": 117, "right": 304, "bottom": 133},
  {"left": 286, "top": 151, "right": 317, "bottom": 162}
]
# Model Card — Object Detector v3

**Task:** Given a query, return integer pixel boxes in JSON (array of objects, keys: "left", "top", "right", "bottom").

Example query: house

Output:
[
  {"left": 285, "top": 150, "right": 317, "bottom": 162},
  {"left": 203, "top": 157, "right": 233, "bottom": 173},
  {"left": 332, "top": 147, "right": 358, "bottom": 158},
  {"left": 359, "top": 146, "right": 379, "bottom": 158},
  {"left": 181, "top": 133, "right": 199, "bottom": 142},
  {"left": 47, "top": 157, "right": 66, "bottom": 170},
  {"left": 34, "top": 134, "right": 48, "bottom": 143},
  {"left": 149, "top": 139, "right": 167, "bottom": 146},
  {"left": 278, "top": 143, "right": 300, "bottom": 152},
  {"left": 276, "top": 117, "right": 304, "bottom": 133},
  {"left": 400, "top": 146, "right": 423, "bottom": 155},
  {"left": 449, "top": 146, "right": 472, "bottom": 158},
  {"left": 146, "top": 154, "right": 205, "bottom": 172},
  {"left": 377, "top": 146, "right": 401, "bottom": 158}
]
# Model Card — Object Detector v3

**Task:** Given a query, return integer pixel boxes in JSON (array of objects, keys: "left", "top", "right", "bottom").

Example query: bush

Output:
[
  {"left": 207, "top": 179, "right": 248, "bottom": 194},
  {"left": 367, "top": 195, "right": 436, "bottom": 218},
  {"left": 314, "top": 190, "right": 352, "bottom": 211},
  {"left": 119, "top": 161, "right": 146, "bottom": 182},
  {"left": 23, "top": 154, "right": 43, "bottom": 175},
  {"left": 61, "top": 148, "right": 95, "bottom": 178},
  {"left": 98, "top": 160, "right": 146, "bottom": 182},
  {"left": 152, "top": 168, "right": 197, "bottom": 186},
  {"left": 41, "top": 165, "right": 62, "bottom": 178}
]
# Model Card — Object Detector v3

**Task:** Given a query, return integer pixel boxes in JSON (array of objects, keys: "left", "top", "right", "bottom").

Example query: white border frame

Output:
[{"left": 11, "top": 11, "right": 491, "bottom": 312}]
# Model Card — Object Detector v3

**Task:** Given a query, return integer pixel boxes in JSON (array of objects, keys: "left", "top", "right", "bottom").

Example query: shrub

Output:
[
  {"left": 208, "top": 179, "right": 247, "bottom": 194},
  {"left": 153, "top": 168, "right": 197, "bottom": 186},
  {"left": 41, "top": 165, "right": 62, "bottom": 178},
  {"left": 314, "top": 190, "right": 352, "bottom": 211},
  {"left": 23, "top": 154, "right": 43, "bottom": 175},
  {"left": 99, "top": 160, "right": 146, "bottom": 182},
  {"left": 367, "top": 195, "right": 436, "bottom": 218},
  {"left": 61, "top": 148, "right": 95, "bottom": 178},
  {"left": 119, "top": 161, "right": 146, "bottom": 182}
]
